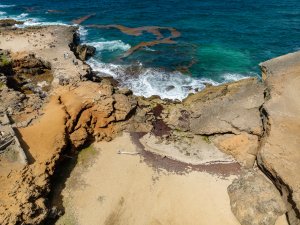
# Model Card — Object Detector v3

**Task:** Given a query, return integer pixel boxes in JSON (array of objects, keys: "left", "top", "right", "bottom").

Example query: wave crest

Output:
[
  {"left": 87, "top": 58, "right": 221, "bottom": 100},
  {"left": 86, "top": 40, "right": 131, "bottom": 52},
  {"left": 0, "top": 4, "right": 15, "bottom": 8}
]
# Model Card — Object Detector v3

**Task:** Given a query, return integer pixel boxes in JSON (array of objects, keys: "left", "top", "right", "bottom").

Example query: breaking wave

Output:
[
  {"left": 85, "top": 40, "right": 131, "bottom": 52},
  {"left": 221, "top": 73, "right": 250, "bottom": 82},
  {"left": 87, "top": 58, "right": 221, "bottom": 100},
  {"left": 15, "top": 13, "right": 29, "bottom": 19},
  {"left": 0, "top": 4, "right": 15, "bottom": 8}
]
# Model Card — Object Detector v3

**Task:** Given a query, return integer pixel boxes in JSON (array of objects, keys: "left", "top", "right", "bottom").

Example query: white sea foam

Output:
[
  {"left": 124, "top": 69, "right": 218, "bottom": 100},
  {"left": 78, "top": 26, "right": 88, "bottom": 41},
  {"left": 87, "top": 58, "right": 220, "bottom": 100},
  {"left": 294, "top": 47, "right": 300, "bottom": 51},
  {"left": 16, "top": 13, "right": 29, "bottom": 19},
  {"left": 221, "top": 73, "right": 250, "bottom": 82},
  {"left": 0, "top": 4, "right": 15, "bottom": 8},
  {"left": 0, "top": 11, "right": 6, "bottom": 15},
  {"left": 15, "top": 18, "right": 70, "bottom": 28},
  {"left": 144, "top": 47, "right": 156, "bottom": 52},
  {"left": 86, "top": 40, "right": 131, "bottom": 52}
]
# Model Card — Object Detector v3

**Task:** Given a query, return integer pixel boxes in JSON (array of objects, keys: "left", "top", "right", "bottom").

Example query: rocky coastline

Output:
[{"left": 0, "top": 20, "right": 299, "bottom": 225}]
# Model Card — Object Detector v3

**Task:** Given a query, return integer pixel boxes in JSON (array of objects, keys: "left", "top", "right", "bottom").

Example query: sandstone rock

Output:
[
  {"left": 140, "top": 132, "right": 235, "bottom": 165},
  {"left": 116, "top": 87, "right": 132, "bottom": 95},
  {"left": 12, "top": 52, "right": 51, "bottom": 74},
  {"left": 163, "top": 78, "right": 264, "bottom": 137},
  {"left": 160, "top": 78, "right": 264, "bottom": 169},
  {"left": 0, "top": 19, "right": 23, "bottom": 27},
  {"left": 113, "top": 94, "right": 137, "bottom": 121},
  {"left": 257, "top": 51, "right": 300, "bottom": 225},
  {"left": 165, "top": 106, "right": 190, "bottom": 132},
  {"left": 185, "top": 78, "right": 265, "bottom": 136},
  {"left": 228, "top": 170, "right": 287, "bottom": 225},
  {"left": 212, "top": 132, "right": 259, "bottom": 168},
  {"left": 70, "top": 127, "right": 89, "bottom": 148},
  {"left": 75, "top": 44, "right": 96, "bottom": 61}
]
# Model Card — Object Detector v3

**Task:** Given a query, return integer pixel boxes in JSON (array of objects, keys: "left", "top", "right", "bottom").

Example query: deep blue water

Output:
[{"left": 1, "top": 0, "right": 299, "bottom": 99}]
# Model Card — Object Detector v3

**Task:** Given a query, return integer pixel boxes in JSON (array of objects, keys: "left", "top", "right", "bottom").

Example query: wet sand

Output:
[{"left": 57, "top": 132, "right": 243, "bottom": 225}]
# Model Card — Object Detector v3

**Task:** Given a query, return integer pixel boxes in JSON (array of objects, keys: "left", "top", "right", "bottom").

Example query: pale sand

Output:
[
  {"left": 57, "top": 132, "right": 242, "bottom": 225},
  {"left": 57, "top": 132, "right": 289, "bottom": 225}
]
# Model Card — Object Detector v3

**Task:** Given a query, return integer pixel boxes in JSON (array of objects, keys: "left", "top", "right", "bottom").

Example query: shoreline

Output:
[
  {"left": 0, "top": 13, "right": 256, "bottom": 100},
  {"left": 0, "top": 20, "right": 299, "bottom": 225}
]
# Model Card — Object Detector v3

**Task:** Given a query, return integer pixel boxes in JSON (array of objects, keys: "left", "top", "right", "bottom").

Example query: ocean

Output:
[{"left": 1, "top": 0, "right": 299, "bottom": 99}]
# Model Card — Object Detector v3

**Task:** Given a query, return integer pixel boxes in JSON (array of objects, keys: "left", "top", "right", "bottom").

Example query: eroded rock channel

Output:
[{"left": 0, "top": 20, "right": 299, "bottom": 225}]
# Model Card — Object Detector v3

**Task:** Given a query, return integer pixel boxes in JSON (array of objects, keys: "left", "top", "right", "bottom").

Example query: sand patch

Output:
[{"left": 57, "top": 132, "right": 242, "bottom": 225}]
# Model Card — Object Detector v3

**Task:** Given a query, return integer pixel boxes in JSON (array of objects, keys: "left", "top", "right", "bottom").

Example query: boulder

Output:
[
  {"left": 228, "top": 170, "right": 287, "bottom": 225},
  {"left": 75, "top": 44, "right": 96, "bottom": 61}
]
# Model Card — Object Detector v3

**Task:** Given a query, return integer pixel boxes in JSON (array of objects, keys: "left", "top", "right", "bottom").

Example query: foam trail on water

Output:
[
  {"left": 221, "top": 73, "right": 250, "bottom": 82},
  {"left": 78, "top": 26, "right": 88, "bottom": 42},
  {"left": 16, "top": 13, "right": 29, "bottom": 19},
  {"left": 15, "top": 18, "right": 70, "bottom": 28},
  {"left": 0, "top": 11, "right": 6, "bottom": 15},
  {"left": 0, "top": 4, "right": 15, "bottom": 8},
  {"left": 85, "top": 40, "right": 131, "bottom": 52}
]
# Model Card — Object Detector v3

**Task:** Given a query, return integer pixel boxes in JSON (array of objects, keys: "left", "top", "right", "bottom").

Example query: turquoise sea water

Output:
[{"left": 1, "top": 0, "right": 299, "bottom": 99}]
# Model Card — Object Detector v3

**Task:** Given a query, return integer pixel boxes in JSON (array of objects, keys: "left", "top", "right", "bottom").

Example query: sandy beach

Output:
[
  {"left": 56, "top": 133, "right": 288, "bottom": 225},
  {"left": 57, "top": 132, "right": 240, "bottom": 225}
]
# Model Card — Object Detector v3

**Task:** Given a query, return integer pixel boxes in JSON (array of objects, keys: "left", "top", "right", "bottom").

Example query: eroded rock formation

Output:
[
  {"left": 228, "top": 170, "right": 287, "bottom": 225},
  {"left": 257, "top": 51, "right": 300, "bottom": 225},
  {"left": 0, "top": 78, "right": 148, "bottom": 224},
  {"left": 143, "top": 78, "right": 265, "bottom": 168}
]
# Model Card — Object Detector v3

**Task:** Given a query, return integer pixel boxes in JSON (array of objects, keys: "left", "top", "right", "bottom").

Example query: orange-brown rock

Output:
[
  {"left": 212, "top": 133, "right": 259, "bottom": 168},
  {"left": 0, "top": 79, "right": 139, "bottom": 224}
]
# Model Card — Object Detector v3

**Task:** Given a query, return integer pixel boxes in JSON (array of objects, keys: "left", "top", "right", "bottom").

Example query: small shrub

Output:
[
  {"left": 0, "top": 55, "right": 11, "bottom": 67},
  {"left": 77, "top": 145, "right": 97, "bottom": 166},
  {"left": 202, "top": 136, "right": 211, "bottom": 144},
  {"left": 0, "top": 81, "right": 5, "bottom": 89}
]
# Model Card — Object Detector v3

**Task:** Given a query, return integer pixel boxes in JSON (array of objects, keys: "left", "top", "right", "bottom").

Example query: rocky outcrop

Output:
[
  {"left": 151, "top": 77, "right": 265, "bottom": 168},
  {"left": 0, "top": 78, "right": 144, "bottom": 224},
  {"left": 181, "top": 78, "right": 264, "bottom": 136},
  {"left": 228, "top": 170, "right": 287, "bottom": 225},
  {"left": 74, "top": 44, "right": 96, "bottom": 61},
  {"left": 8, "top": 52, "right": 53, "bottom": 96},
  {"left": 257, "top": 51, "right": 300, "bottom": 225},
  {"left": 0, "top": 95, "right": 68, "bottom": 224},
  {"left": 0, "top": 25, "right": 92, "bottom": 85},
  {"left": 0, "top": 19, "right": 23, "bottom": 27},
  {"left": 59, "top": 79, "right": 138, "bottom": 147}
]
